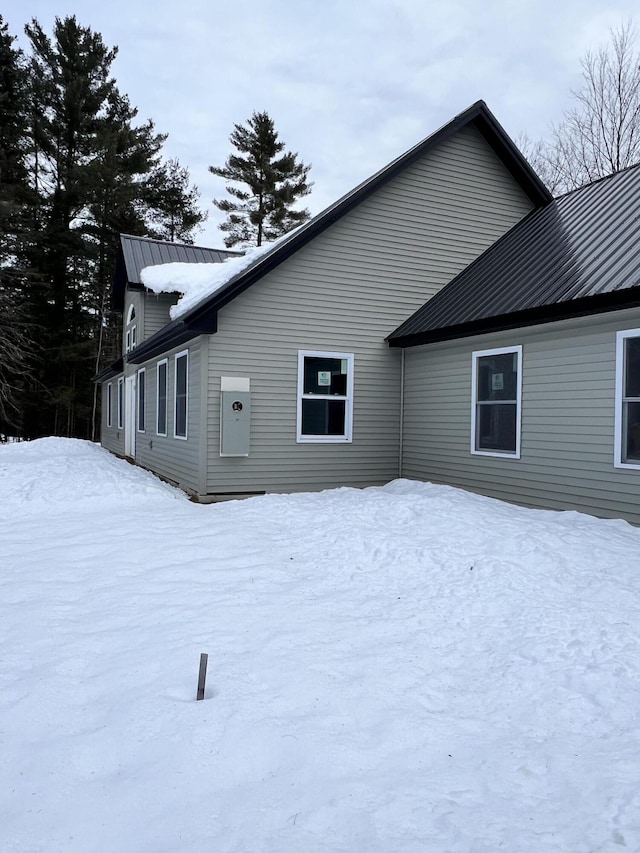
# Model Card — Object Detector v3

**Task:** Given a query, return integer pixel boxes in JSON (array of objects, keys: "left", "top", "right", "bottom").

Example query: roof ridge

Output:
[{"left": 120, "top": 233, "right": 242, "bottom": 255}]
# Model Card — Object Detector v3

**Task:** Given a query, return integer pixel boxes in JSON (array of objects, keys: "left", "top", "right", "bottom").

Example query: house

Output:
[
  {"left": 388, "top": 162, "right": 640, "bottom": 524},
  {"left": 96, "top": 100, "right": 548, "bottom": 498},
  {"left": 96, "top": 100, "right": 640, "bottom": 523}
]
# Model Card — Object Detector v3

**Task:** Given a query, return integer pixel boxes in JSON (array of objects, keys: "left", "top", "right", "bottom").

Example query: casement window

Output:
[
  {"left": 471, "top": 345, "right": 522, "bottom": 457},
  {"left": 156, "top": 358, "right": 168, "bottom": 436},
  {"left": 118, "top": 377, "right": 124, "bottom": 429},
  {"left": 106, "top": 383, "right": 113, "bottom": 428},
  {"left": 174, "top": 350, "right": 188, "bottom": 439},
  {"left": 296, "top": 350, "right": 354, "bottom": 442},
  {"left": 137, "top": 368, "right": 146, "bottom": 432},
  {"left": 615, "top": 329, "right": 640, "bottom": 468}
]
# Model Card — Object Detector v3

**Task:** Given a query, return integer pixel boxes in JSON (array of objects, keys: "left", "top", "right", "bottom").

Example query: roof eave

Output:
[
  {"left": 126, "top": 314, "right": 216, "bottom": 364},
  {"left": 389, "top": 287, "right": 640, "bottom": 347},
  {"left": 93, "top": 357, "right": 124, "bottom": 383}
]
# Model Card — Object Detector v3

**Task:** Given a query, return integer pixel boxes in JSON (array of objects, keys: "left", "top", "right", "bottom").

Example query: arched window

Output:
[{"left": 125, "top": 303, "right": 137, "bottom": 353}]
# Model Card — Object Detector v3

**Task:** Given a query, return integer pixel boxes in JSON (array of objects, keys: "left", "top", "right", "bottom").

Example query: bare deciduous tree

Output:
[
  {"left": 526, "top": 21, "right": 640, "bottom": 195},
  {"left": 0, "top": 287, "right": 36, "bottom": 430}
]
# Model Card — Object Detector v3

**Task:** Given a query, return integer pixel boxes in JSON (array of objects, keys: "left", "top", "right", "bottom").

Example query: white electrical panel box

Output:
[{"left": 220, "top": 377, "right": 251, "bottom": 456}]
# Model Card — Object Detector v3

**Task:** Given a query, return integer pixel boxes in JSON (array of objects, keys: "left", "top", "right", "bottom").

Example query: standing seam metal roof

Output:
[
  {"left": 120, "top": 234, "right": 241, "bottom": 284},
  {"left": 112, "top": 235, "right": 241, "bottom": 310},
  {"left": 388, "top": 163, "right": 640, "bottom": 345}
]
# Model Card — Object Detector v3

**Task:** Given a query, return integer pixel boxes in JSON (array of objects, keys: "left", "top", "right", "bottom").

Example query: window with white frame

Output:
[
  {"left": 297, "top": 350, "right": 354, "bottom": 442},
  {"left": 125, "top": 304, "right": 137, "bottom": 354},
  {"left": 615, "top": 329, "right": 640, "bottom": 468},
  {"left": 106, "top": 382, "right": 113, "bottom": 427},
  {"left": 137, "top": 368, "right": 146, "bottom": 432},
  {"left": 157, "top": 358, "right": 168, "bottom": 436},
  {"left": 174, "top": 351, "right": 188, "bottom": 439},
  {"left": 471, "top": 345, "right": 522, "bottom": 457},
  {"left": 118, "top": 377, "right": 124, "bottom": 429}
]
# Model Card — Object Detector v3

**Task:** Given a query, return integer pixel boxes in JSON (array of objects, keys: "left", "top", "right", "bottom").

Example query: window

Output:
[
  {"left": 297, "top": 350, "right": 354, "bottom": 442},
  {"left": 137, "top": 368, "right": 146, "bottom": 432},
  {"left": 615, "top": 329, "right": 640, "bottom": 468},
  {"left": 118, "top": 377, "right": 124, "bottom": 429},
  {"left": 125, "top": 305, "right": 137, "bottom": 354},
  {"left": 126, "top": 325, "right": 137, "bottom": 354},
  {"left": 174, "top": 351, "right": 188, "bottom": 439},
  {"left": 157, "top": 359, "right": 168, "bottom": 436},
  {"left": 106, "top": 383, "right": 113, "bottom": 428},
  {"left": 471, "top": 346, "right": 522, "bottom": 457}
]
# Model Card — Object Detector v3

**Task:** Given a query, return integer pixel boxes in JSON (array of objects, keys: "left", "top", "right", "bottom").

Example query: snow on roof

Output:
[{"left": 140, "top": 233, "right": 292, "bottom": 320}]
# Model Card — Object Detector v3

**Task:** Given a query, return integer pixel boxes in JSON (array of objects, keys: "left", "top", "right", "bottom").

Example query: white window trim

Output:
[
  {"left": 296, "top": 350, "right": 354, "bottom": 443},
  {"left": 117, "top": 377, "right": 124, "bottom": 430},
  {"left": 470, "top": 345, "right": 522, "bottom": 459},
  {"left": 137, "top": 368, "right": 146, "bottom": 433},
  {"left": 106, "top": 382, "right": 112, "bottom": 428},
  {"left": 125, "top": 303, "right": 137, "bottom": 354},
  {"left": 174, "top": 350, "right": 189, "bottom": 440},
  {"left": 614, "top": 328, "right": 640, "bottom": 470},
  {"left": 156, "top": 358, "right": 168, "bottom": 437}
]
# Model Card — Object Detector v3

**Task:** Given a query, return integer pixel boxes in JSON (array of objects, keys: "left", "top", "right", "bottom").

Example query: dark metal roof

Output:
[
  {"left": 112, "top": 235, "right": 241, "bottom": 311},
  {"left": 128, "top": 100, "right": 551, "bottom": 364},
  {"left": 388, "top": 164, "right": 640, "bottom": 347}
]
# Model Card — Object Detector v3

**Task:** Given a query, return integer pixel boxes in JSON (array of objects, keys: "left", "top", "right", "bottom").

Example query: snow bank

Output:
[
  {"left": 2, "top": 438, "right": 640, "bottom": 852},
  {"left": 141, "top": 232, "right": 294, "bottom": 320}
]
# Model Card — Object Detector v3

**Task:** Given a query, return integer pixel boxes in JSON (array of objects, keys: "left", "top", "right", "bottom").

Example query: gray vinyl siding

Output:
[
  {"left": 100, "top": 378, "right": 124, "bottom": 456},
  {"left": 202, "top": 126, "right": 535, "bottom": 495},
  {"left": 401, "top": 306, "right": 640, "bottom": 524},
  {"left": 133, "top": 339, "right": 203, "bottom": 493},
  {"left": 124, "top": 290, "right": 144, "bottom": 355},
  {"left": 143, "top": 292, "right": 178, "bottom": 339},
  {"left": 124, "top": 290, "right": 178, "bottom": 348}
]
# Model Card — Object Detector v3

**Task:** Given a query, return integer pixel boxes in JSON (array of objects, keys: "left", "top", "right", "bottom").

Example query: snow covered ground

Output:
[{"left": 2, "top": 438, "right": 640, "bottom": 852}]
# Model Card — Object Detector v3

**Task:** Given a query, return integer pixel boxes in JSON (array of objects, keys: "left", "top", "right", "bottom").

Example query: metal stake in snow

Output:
[{"left": 197, "top": 653, "right": 208, "bottom": 701}]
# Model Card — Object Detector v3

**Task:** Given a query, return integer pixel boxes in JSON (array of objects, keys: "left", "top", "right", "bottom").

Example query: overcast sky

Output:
[{"left": 4, "top": 0, "right": 638, "bottom": 246}]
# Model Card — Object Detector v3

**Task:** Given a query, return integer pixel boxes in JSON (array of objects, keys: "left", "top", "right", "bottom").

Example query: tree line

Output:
[
  {"left": 0, "top": 14, "right": 314, "bottom": 442},
  {"left": 0, "top": 15, "right": 207, "bottom": 441},
  {"left": 2, "top": 13, "right": 639, "bottom": 442}
]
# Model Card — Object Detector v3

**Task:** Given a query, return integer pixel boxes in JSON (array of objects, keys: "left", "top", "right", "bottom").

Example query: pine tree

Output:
[
  {"left": 0, "top": 16, "right": 37, "bottom": 433},
  {"left": 209, "top": 111, "right": 312, "bottom": 247},
  {"left": 0, "top": 16, "right": 29, "bottom": 261},
  {"left": 84, "top": 93, "right": 168, "bottom": 438},
  {"left": 146, "top": 157, "right": 207, "bottom": 243},
  {"left": 22, "top": 16, "right": 120, "bottom": 436},
  {"left": 1, "top": 15, "right": 208, "bottom": 438}
]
